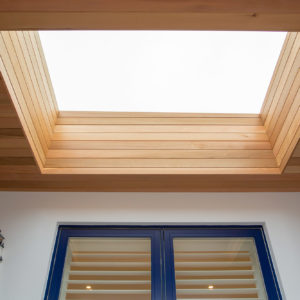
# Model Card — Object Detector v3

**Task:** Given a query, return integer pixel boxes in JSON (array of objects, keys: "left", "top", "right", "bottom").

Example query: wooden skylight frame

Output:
[{"left": 0, "top": 31, "right": 299, "bottom": 175}]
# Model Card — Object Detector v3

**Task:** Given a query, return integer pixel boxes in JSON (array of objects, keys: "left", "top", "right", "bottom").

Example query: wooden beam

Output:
[{"left": 0, "top": 0, "right": 300, "bottom": 31}]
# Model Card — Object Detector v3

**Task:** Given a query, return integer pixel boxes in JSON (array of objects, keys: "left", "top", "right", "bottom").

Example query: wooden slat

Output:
[
  {"left": 0, "top": 34, "right": 47, "bottom": 166},
  {"left": 9, "top": 31, "right": 52, "bottom": 141},
  {"left": 42, "top": 168, "right": 281, "bottom": 175},
  {"left": 1, "top": 12, "right": 300, "bottom": 32},
  {"left": 55, "top": 125, "right": 266, "bottom": 133},
  {"left": 1, "top": 0, "right": 300, "bottom": 14},
  {"left": 260, "top": 33, "right": 297, "bottom": 121},
  {"left": 45, "top": 158, "right": 278, "bottom": 168},
  {"left": 19, "top": 31, "right": 54, "bottom": 133},
  {"left": 51, "top": 132, "right": 269, "bottom": 141},
  {"left": 26, "top": 31, "right": 57, "bottom": 123},
  {"left": 58, "top": 111, "right": 261, "bottom": 119},
  {"left": 47, "top": 149, "right": 275, "bottom": 159},
  {"left": 56, "top": 117, "right": 263, "bottom": 126},
  {"left": 49, "top": 141, "right": 273, "bottom": 151}
]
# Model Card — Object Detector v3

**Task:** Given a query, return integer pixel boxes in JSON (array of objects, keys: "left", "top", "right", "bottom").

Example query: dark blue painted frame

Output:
[
  {"left": 44, "top": 226, "right": 162, "bottom": 300},
  {"left": 44, "top": 225, "right": 282, "bottom": 300},
  {"left": 164, "top": 226, "right": 282, "bottom": 300}
]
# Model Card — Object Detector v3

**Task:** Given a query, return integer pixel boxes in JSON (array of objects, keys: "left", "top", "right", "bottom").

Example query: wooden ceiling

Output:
[
  {"left": 0, "top": 0, "right": 299, "bottom": 191},
  {"left": 0, "top": 81, "right": 300, "bottom": 191},
  {"left": 1, "top": 0, "right": 300, "bottom": 31},
  {"left": 0, "top": 37, "right": 300, "bottom": 191}
]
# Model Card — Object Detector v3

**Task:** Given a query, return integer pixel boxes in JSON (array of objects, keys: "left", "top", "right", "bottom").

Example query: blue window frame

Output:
[{"left": 45, "top": 225, "right": 282, "bottom": 300}]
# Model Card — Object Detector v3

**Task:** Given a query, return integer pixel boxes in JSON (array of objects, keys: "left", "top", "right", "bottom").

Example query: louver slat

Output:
[
  {"left": 173, "top": 239, "right": 268, "bottom": 300},
  {"left": 58, "top": 238, "right": 151, "bottom": 300}
]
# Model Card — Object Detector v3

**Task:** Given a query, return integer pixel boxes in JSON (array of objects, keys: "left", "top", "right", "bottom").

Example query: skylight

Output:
[{"left": 39, "top": 31, "right": 286, "bottom": 113}]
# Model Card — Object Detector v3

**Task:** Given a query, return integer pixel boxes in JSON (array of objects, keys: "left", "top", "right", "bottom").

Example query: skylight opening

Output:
[{"left": 39, "top": 31, "right": 286, "bottom": 113}]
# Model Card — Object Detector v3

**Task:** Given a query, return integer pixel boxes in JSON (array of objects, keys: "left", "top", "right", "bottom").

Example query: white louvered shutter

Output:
[
  {"left": 58, "top": 238, "right": 151, "bottom": 300},
  {"left": 173, "top": 238, "right": 268, "bottom": 300}
]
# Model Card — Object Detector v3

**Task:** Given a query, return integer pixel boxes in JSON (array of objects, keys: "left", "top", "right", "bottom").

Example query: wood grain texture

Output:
[
  {"left": 1, "top": 66, "right": 299, "bottom": 190},
  {"left": 0, "top": 31, "right": 58, "bottom": 169},
  {"left": 261, "top": 32, "right": 300, "bottom": 171},
  {"left": 49, "top": 111, "right": 278, "bottom": 174},
  {"left": 0, "top": 0, "right": 300, "bottom": 31},
  {"left": 0, "top": 30, "right": 299, "bottom": 178}
]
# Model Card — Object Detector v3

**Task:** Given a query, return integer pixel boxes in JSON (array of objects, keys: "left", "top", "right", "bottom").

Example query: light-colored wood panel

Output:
[
  {"left": 272, "top": 88, "right": 300, "bottom": 156},
  {"left": 263, "top": 35, "right": 300, "bottom": 133},
  {"left": 27, "top": 31, "right": 57, "bottom": 123},
  {"left": 276, "top": 109, "right": 300, "bottom": 169},
  {"left": 1, "top": 32, "right": 49, "bottom": 147},
  {"left": 0, "top": 32, "right": 49, "bottom": 154},
  {"left": 55, "top": 125, "right": 266, "bottom": 134},
  {"left": 59, "top": 111, "right": 261, "bottom": 119},
  {"left": 47, "top": 149, "right": 275, "bottom": 159},
  {"left": 0, "top": 37, "right": 299, "bottom": 189},
  {"left": 260, "top": 32, "right": 297, "bottom": 121},
  {"left": 19, "top": 31, "right": 54, "bottom": 132},
  {"left": 52, "top": 132, "right": 269, "bottom": 141},
  {"left": 33, "top": 31, "right": 59, "bottom": 113},
  {"left": 45, "top": 158, "right": 278, "bottom": 168},
  {"left": 42, "top": 167, "right": 281, "bottom": 175},
  {"left": 270, "top": 70, "right": 300, "bottom": 145},
  {"left": 56, "top": 117, "right": 263, "bottom": 126},
  {"left": 49, "top": 140, "right": 273, "bottom": 150},
  {"left": 265, "top": 51, "right": 300, "bottom": 141},
  {"left": 1, "top": 12, "right": 300, "bottom": 31},
  {"left": 0, "top": 51, "right": 46, "bottom": 166},
  {"left": 9, "top": 31, "right": 52, "bottom": 141}
]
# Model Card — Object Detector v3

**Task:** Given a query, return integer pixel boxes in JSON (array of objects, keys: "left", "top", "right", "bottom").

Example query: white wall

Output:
[{"left": 0, "top": 192, "right": 299, "bottom": 300}]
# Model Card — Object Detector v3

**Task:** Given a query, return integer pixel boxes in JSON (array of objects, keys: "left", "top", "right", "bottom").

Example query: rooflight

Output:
[{"left": 39, "top": 31, "right": 286, "bottom": 113}]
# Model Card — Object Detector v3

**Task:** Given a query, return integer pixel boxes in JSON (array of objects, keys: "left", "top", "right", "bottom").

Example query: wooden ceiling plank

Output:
[
  {"left": 54, "top": 125, "right": 267, "bottom": 134},
  {"left": 44, "top": 158, "right": 278, "bottom": 169},
  {"left": 27, "top": 31, "right": 58, "bottom": 123},
  {"left": 0, "top": 12, "right": 300, "bottom": 31},
  {"left": 1, "top": 0, "right": 300, "bottom": 14},
  {"left": 56, "top": 117, "right": 263, "bottom": 126},
  {"left": 19, "top": 31, "right": 54, "bottom": 134},
  {"left": 270, "top": 69, "right": 300, "bottom": 146},
  {"left": 42, "top": 167, "right": 281, "bottom": 175},
  {"left": 272, "top": 86, "right": 300, "bottom": 156},
  {"left": 0, "top": 32, "right": 49, "bottom": 153},
  {"left": 46, "top": 149, "right": 275, "bottom": 160},
  {"left": 263, "top": 34, "right": 300, "bottom": 133},
  {"left": 9, "top": 31, "right": 53, "bottom": 142},
  {"left": 58, "top": 112, "right": 261, "bottom": 119},
  {"left": 33, "top": 31, "right": 59, "bottom": 113},
  {"left": 49, "top": 140, "right": 273, "bottom": 151},
  {"left": 51, "top": 132, "right": 270, "bottom": 142},
  {"left": 0, "top": 50, "right": 46, "bottom": 167},
  {"left": 276, "top": 109, "right": 300, "bottom": 170},
  {"left": 260, "top": 32, "right": 296, "bottom": 121}
]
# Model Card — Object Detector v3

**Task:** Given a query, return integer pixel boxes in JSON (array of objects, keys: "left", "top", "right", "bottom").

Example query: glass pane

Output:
[
  {"left": 173, "top": 238, "right": 268, "bottom": 299},
  {"left": 39, "top": 31, "right": 286, "bottom": 113},
  {"left": 59, "top": 237, "right": 151, "bottom": 300}
]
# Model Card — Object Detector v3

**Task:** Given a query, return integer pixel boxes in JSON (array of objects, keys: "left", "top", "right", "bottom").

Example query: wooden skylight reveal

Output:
[{"left": 0, "top": 31, "right": 299, "bottom": 175}]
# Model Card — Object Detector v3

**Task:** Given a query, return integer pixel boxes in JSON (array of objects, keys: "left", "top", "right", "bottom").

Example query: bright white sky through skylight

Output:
[{"left": 39, "top": 31, "right": 286, "bottom": 113}]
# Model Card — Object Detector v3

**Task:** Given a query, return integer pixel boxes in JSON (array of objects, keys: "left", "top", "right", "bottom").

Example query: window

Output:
[
  {"left": 45, "top": 226, "right": 282, "bottom": 300},
  {"left": 39, "top": 31, "right": 286, "bottom": 113}
]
